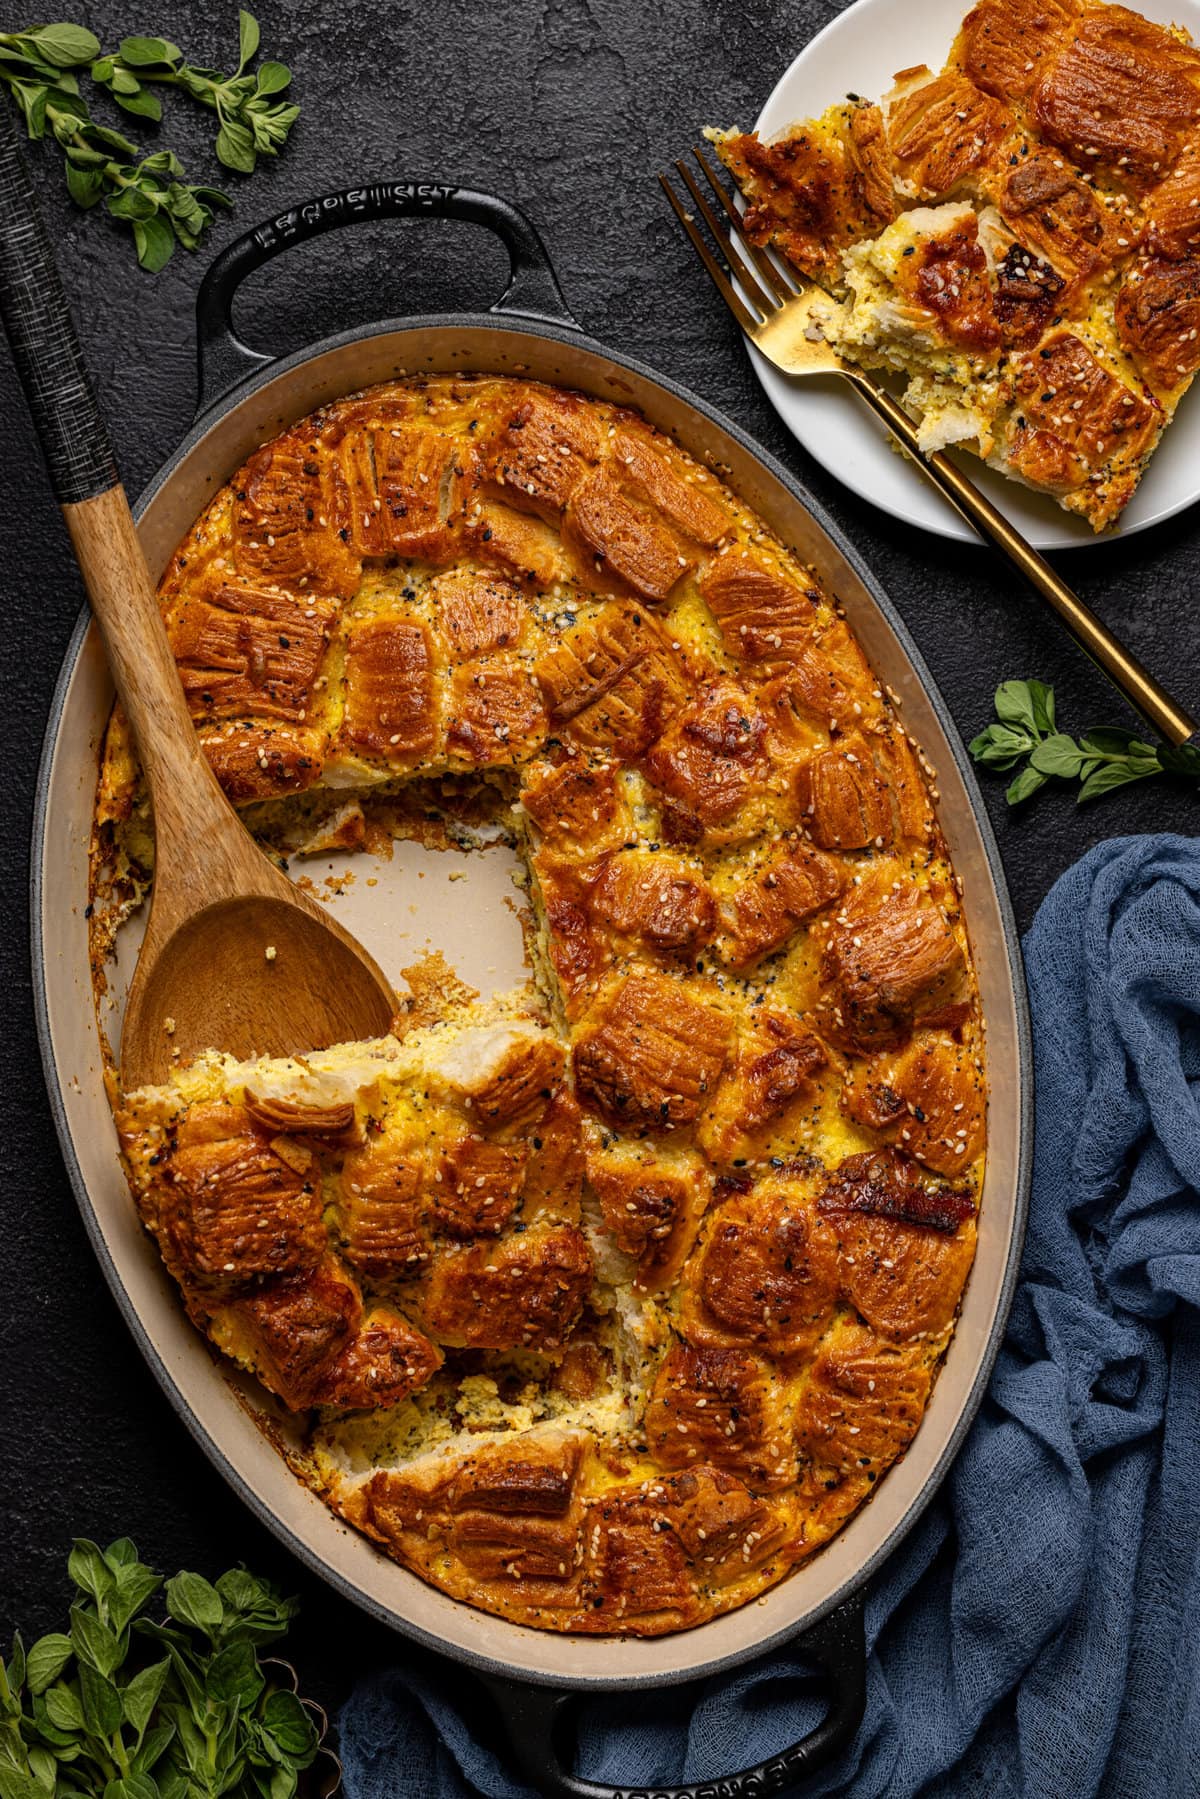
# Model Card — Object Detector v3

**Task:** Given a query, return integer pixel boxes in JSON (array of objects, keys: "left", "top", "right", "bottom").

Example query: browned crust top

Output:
[{"left": 106, "top": 371, "right": 985, "bottom": 1636}]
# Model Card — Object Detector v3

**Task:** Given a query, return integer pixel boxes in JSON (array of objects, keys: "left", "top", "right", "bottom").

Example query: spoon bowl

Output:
[{"left": 121, "top": 888, "right": 398, "bottom": 1091}]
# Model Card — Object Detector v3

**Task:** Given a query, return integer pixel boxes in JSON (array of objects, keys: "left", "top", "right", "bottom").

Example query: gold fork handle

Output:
[{"left": 847, "top": 372, "right": 1199, "bottom": 747}]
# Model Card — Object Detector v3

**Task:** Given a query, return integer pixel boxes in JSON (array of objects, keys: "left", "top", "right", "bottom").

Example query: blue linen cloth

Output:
[{"left": 338, "top": 833, "right": 1200, "bottom": 1798}]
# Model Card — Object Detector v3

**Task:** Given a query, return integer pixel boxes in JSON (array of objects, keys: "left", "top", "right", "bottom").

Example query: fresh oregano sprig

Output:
[
  {"left": 92, "top": 14, "right": 299, "bottom": 175},
  {"left": 0, "top": 22, "right": 227, "bottom": 270},
  {"left": 0, "top": 1537, "right": 318, "bottom": 1799},
  {"left": 969, "top": 678, "right": 1200, "bottom": 804},
  {"left": 0, "top": 15, "right": 297, "bottom": 271}
]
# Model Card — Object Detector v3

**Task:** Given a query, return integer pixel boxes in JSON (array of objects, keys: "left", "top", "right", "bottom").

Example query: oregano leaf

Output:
[
  {"left": 78, "top": 1662, "right": 122, "bottom": 1738},
  {"left": 215, "top": 117, "right": 256, "bottom": 173},
  {"left": 259, "top": 1689, "right": 317, "bottom": 1763},
  {"left": 64, "top": 161, "right": 104, "bottom": 206},
  {"left": 68, "top": 1607, "right": 123, "bottom": 1680},
  {"left": 1077, "top": 759, "right": 1160, "bottom": 802},
  {"left": 164, "top": 1574, "right": 223, "bottom": 1636},
  {"left": 27, "top": 1747, "right": 57, "bottom": 1792},
  {"left": 254, "top": 60, "right": 290, "bottom": 95},
  {"left": 1026, "top": 679, "right": 1056, "bottom": 735},
  {"left": 967, "top": 721, "right": 1035, "bottom": 770},
  {"left": 122, "top": 1659, "right": 170, "bottom": 1739},
  {"left": 112, "top": 86, "right": 163, "bottom": 122},
  {"left": 238, "top": 12, "right": 261, "bottom": 68},
  {"left": 1160, "top": 741, "right": 1200, "bottom": 778},
  {"left": 1005, "top": 764, "right": 1049, "bottom": 805},
  {"left": 1029, "top": 733, "right": 1085, "bottom": 779},
  {"left": 116, "top": 35, "right": 180, "bottom": 67},
  {"left": 19, "top": 24, "right": 99, "bottom": 67},
  {"left": 132, "top": 1716, "right": 175, "bottom": 1775},
  {"left": 106, "top": 185, "right": 158, "bottom": 221},
  {"left": 103, "top": 1776, "right": 161, "bottom": 1799},
  {"left": 207, "top": 1641, "right": 263, "bottom": 1709},
  {"left": 42, "top": 1686, "right": 83, "bottom": 1735},
  {"left": 993, "top": 680, "right": 1047, "bottom": 737},
  {"left": 132, "top": 213, "right": 175, "bottom": 272},
  {"left": 66, "top": 1542, "right": 111, "bottom": 1609},
  {"left": 6, "top": 1631, "right": 26, "bottom": 1696}
]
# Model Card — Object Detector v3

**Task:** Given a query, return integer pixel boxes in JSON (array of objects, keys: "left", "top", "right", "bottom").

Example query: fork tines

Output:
[{"left": 659, "top": 147, "right": 800, "bottom": 331}]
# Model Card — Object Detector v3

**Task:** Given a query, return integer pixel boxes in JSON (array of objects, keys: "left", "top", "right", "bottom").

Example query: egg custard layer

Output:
[
  {"left": 102, "top": 373, "right": 985, "bottom": 1636},
  {"left": 711, "top": 0, "right": 1200, "bottom": 530}
]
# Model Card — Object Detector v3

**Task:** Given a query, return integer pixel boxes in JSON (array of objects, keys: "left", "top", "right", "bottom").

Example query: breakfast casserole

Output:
[
  {"left": 96, "top": 373, "right": 986, "bottom": 1635},
  {"left": 711, "top": 0, "right": 1200, "bottom": 529}
]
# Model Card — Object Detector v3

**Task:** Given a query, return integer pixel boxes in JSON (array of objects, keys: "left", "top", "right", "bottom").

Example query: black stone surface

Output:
[{"left": 1, "top": 0, "right": 1196, "bottom": 1755}]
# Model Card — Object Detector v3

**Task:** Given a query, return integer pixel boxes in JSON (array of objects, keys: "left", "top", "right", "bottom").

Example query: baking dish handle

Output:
[
  {"left": 479, "top": 1591, "right": 866, "bottom": 1799},
  {"left": 194, "top": 181, "right": 579, "bottom": 416}
]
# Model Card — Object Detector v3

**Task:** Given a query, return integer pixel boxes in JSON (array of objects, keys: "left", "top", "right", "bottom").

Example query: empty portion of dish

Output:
[
  {"left": 100, "top": 374, "right": 985, "bottom": 1635},
  {"left": 711, "top": 0, "right": 1200, "bottom": 530}
]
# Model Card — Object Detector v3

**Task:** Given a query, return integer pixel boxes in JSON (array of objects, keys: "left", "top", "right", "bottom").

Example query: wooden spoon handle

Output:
[
  {"left": 0, "top": 102, "right": 230, "bottom": 849},
  {"left": 62, "top": 487, "right": 232, "bottom": 845}
]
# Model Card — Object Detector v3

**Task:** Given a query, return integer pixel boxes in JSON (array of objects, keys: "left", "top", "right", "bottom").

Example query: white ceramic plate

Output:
[{"left": 747, "top": 0, "right": 1200, "bottom": 549}]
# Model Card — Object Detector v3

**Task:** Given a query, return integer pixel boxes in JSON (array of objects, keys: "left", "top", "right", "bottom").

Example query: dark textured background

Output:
[{"left": 1, "top": 0, "right": 1196, "bottom": 1767}]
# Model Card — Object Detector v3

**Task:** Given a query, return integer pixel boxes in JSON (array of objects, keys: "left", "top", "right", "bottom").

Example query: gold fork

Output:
[{"left": 661, "top": 147, "right": 1198, "bottom": 748}]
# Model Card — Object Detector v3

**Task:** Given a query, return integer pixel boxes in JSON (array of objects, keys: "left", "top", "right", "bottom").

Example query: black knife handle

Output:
[{"left": 0, "top": 99, "right": 117, "bottom": 504}]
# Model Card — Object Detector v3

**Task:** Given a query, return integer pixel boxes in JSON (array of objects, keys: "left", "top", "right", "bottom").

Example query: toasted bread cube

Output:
[
  {"left": 573, "top": 973, "right": 733, "bottom": 1130},
  {"left": 341, "top": 615, "right": 439, "bottom": 762}
]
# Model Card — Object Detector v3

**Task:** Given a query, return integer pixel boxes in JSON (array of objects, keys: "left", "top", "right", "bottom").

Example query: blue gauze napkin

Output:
[{"left": 338, "top": 832, "right": 1200, "bottom": 1798}]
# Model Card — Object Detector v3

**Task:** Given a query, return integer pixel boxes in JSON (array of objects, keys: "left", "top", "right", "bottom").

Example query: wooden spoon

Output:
[{"left": 0, "top": 110, "right": 396, "bottom": 1089}]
